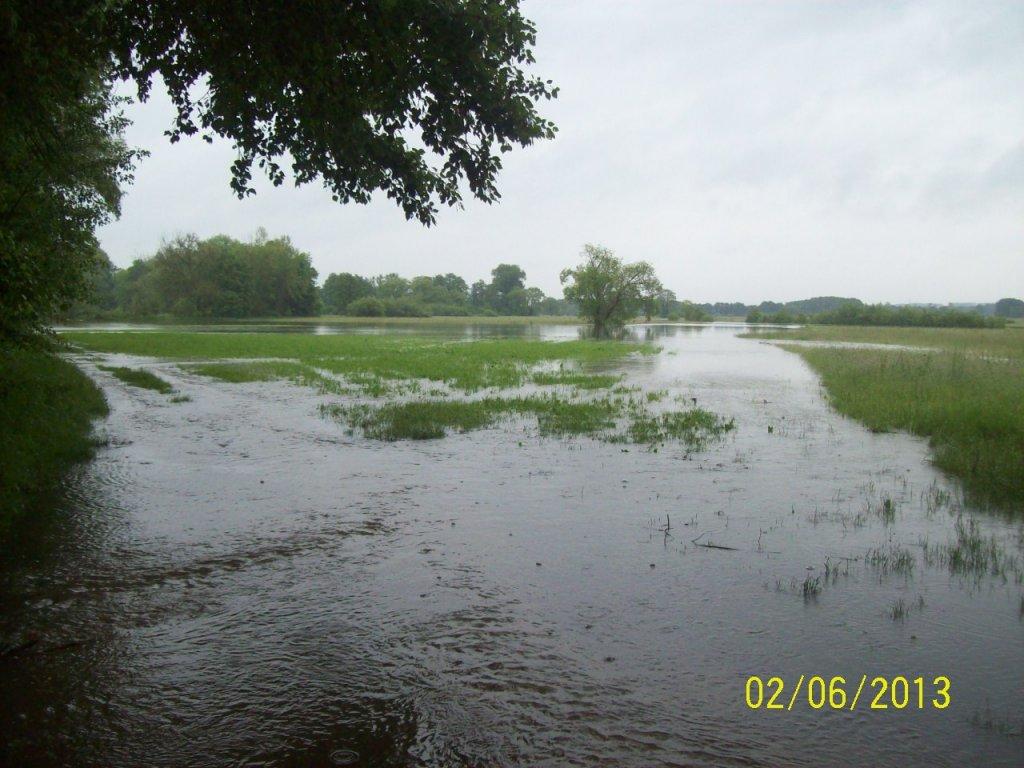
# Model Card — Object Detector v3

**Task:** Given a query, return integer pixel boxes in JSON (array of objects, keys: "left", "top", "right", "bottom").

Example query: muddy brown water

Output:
[{"left": 2, "top": 323, "right": 1022, "bottom": 767}]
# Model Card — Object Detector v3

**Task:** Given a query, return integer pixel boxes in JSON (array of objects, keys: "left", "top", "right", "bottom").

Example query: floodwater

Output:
[{"left": 2, "top": 323, "right": 1021, "bottom": 767}]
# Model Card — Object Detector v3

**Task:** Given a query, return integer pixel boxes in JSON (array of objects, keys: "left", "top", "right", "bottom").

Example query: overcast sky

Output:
[{"left": 97, "top": 0, "right": 1023, "bottom": 304}]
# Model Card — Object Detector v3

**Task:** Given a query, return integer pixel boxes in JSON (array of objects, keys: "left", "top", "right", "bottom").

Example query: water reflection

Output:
[{"left": 56, "top": 320, "right": 581, "bottom": 339}]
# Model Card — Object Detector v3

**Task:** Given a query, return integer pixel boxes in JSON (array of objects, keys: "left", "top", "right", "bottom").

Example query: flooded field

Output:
[{"left": 2, "top": 323, "right": 1021, "bottom": 767}]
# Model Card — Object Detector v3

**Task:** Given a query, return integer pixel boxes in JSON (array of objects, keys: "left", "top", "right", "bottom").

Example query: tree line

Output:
[
  {"left": 62, "top": 233, "right": 578, "bottom": 320},
  {"left": 66, "top": 232, "right": 319, "bottom": 319},
  {"left": 746, "top": 302, "right": 1008, "bottom": 328},
  {"left": 322, "top": 263, "right": 575, "bottom": 317},
  {"left": 65, "top": 233, "right": 1020, "bottom": 330}
]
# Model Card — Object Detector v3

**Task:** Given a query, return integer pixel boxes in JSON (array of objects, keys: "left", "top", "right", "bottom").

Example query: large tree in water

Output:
[
  {"left": 0, "top": 1, "right": 557, "bottom": 340},
  {"left": 561, "top": 245, "right": 662, "bottom": 337}
]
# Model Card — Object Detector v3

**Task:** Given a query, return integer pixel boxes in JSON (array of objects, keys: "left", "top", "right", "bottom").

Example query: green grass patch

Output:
[
  {"left": 65, "top": 330, "right": 736, "bottom": 451},
  {"left": 776, "top": 344, "right": 1024, "bottom": 507},
  {"left": 1, "top": 348, "right": 108, "bottom": 532},
  {"left": 98, "top": 365, "right": 175, "bottom": 394},
  {"left": 185, "top": 360, "right": 375, "bottom": 396},
  {"left": 63, "top": 332, "right": 654, "bottom": 394},
  {"left": 186, "top": 360, "right": 308, "bottom": 383},
  {"left": 743, "top": 324, "right": 1024, "bottom": 360},
  {"left": 530, "top": 371, "right": 621, "bottom": 389},
  {"left": 324, "top": 400, "right": 500, "bottom": 441},
  {"left": 615, "top": 409, "right": 736, "bottom": 448},
  {"left": 320, "top": 395, "right": 732, "bottom": 446}
]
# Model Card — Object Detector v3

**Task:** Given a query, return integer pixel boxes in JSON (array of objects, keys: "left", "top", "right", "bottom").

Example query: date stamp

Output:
[{"left": 744, "top": 675, "right": 951, "bottom": 711}]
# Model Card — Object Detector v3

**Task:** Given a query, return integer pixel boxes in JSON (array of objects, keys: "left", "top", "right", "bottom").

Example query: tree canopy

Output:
[
  {"left": 321, "top": 273, "right": 375, "bottom": 315},
  {"left": 995, "top": 298, "right": 1024, "bottom": 319},
  {"left": 66, "top": 237, "right": 578, "bottom": 320},
  {"left": 560, "top": 245, "right": 662, "bottom": 335},
  {"left": 110, "top": 232, "right": 318, "bottom": 318},
  {"left": 0, "top": 37, "right": 141, "bottom": 340},
  {"left": 328, "top": 264, "right": 566, "bottom": 318},
  {"left": 105, "top": 1, "right": 556, "bottom": 224}
]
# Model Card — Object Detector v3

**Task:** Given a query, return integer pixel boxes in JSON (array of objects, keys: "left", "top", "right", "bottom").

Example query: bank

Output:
[{"left": 0, "top": 346, "right": 108, "bottom": 536}]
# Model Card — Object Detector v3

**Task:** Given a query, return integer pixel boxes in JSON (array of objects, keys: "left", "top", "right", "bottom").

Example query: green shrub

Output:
[{"left": 347, "top": 296, "right": 385, "bottom": 316}]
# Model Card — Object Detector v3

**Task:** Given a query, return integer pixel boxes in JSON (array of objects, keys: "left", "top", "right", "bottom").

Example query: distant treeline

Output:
[
  {"left": 699, "top": 296, "right": 863, "bottom": 318},
  {"left": 714, "top": 295, "right": 1020, "bottom": 322},
  {"left": 61, "top": 233, "right": 577, "bottom": 320},
  {"left": 70, "top": 232, "right": 319, "bottom": 319},
  {"left": 61, "top": 233, "right": 1021, "bottom": 327},
  {"left": 747, "top": 302, "right": 1008, "bottom": 328},
  {"left": 321, "top": 263, "right": 575, "bottom": 317}
]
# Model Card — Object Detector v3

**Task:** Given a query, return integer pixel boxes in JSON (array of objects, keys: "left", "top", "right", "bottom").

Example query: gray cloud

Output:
[{"left": 98, "top": 0, "right": 1024, "bottom": 303}]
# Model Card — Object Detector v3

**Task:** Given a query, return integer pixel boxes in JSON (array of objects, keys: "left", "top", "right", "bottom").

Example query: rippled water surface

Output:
[{"left": 2, "top": 323, "right": 1021, "bottom": 767}]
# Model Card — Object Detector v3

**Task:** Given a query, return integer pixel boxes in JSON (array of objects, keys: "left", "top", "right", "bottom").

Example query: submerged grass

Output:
[
  {"left": 614, "top": 409, "right": 736, "bottom": 448},
  {"left": 65, "top": 330, "right": 736, "bottom": 450},
  {"left": 185, "top": 360, "right": 404, "bottom": 397},
  {"left": 530, "top": 371, "right": 621, "bottom": 389},
  {"left": 923, "top": 516, "right": 1022, "bottom": 582},
  {"left": 98, "top": 365, "right": 175, "bottom": 394},
  {"left": 1, "top": 347, "right": 108, "bottom": 532},
  {"left": 866, "top": 544, "right": 916, "bottom": 576},
  {"left": 63, "top": 332, "right": 653, "bottom": 394},
  {"left": 320, "top": 397, "right": 733, "bottom": 445}
]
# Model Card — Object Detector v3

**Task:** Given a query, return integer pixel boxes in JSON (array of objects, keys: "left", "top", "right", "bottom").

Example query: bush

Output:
[
  {"left": 347, "top": 296, "right": 430, "bottom": 317},
  {"left": 347, "top": 296, "right": 385, "bottom": 316},
  {"left": 678, "top": 301, "right": 712, "bottom": 322},
  {"left": 816, "top": 303, "right": 1004, "bottom": 328},
  {"left": 380, "top": 298, "right": 430, "bottom": 317},
  {"left": 424, "top": 303, "right": 472, "bottom": 317}
]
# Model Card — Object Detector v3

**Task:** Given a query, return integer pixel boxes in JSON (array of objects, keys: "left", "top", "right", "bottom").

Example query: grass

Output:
[
  {"left": 801, "top": 575, "right": 822, "bottom": 599},
  {"left": 0, "top": 347, "right": 108, "bottom": 532},
  {"left": 923, "top": 515, "right": 1022, "bottom": 581},
  {"left": 63, "top": 332, "right": 654, "bottom": 394},
  {"left": 319, "top": 397, "right": 734, "bottom": 445},
  {"left": 328, "top": 400, "right": 499, "bottom": 440},
  {"left": 64, "top": 330, "right": 737, "bottom": 449},
  {"left": 186, "top": 361, "right": 401, "bottom": 399},
  {"left": 614, "top": 409, "right": 736, "bottom": 448},
  {"left": 743, "top": 326, "right": 1024, "bottom": 507},
  {"left": 98, "top": 365, "right": 175, "bottom": 394},
  {"left": 186, "top": 360, "right": 309, "bottom": 383},
  {"left": 888, "top": 598, "right": 910, "bottom": 621},
  {"left": 789, "top": 347, "right": 1022, "bottom": 506},
  {"left": 530, "top": 371, "right": 621, "bottom": 389},
  {"left": 744, "top": 324, "right": 1024, "bottom": 359},
  {"left": 866, "top": 544, "right": 916, "bottom": 576}
]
